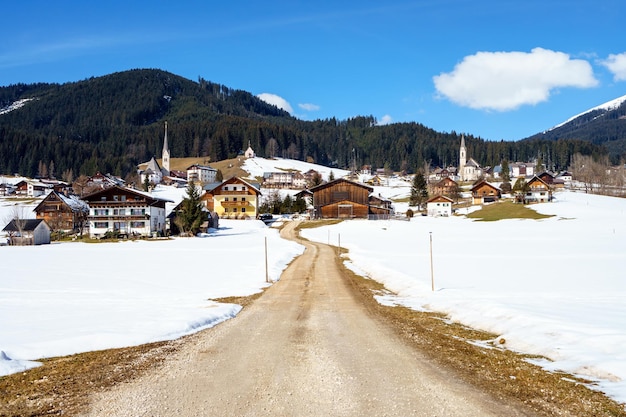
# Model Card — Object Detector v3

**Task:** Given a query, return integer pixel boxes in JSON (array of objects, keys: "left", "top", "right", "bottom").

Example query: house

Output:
[
  {"left": 511, "top": 162, "right": 536, "bottom": 179},
  {"left": 263, "top": 171, "right": 296, "bottom": 188},
  {"left": 525, "top": 176, "right": 553, "bottom": 203},
  {"left": 27, "top": 180, "right": 53, "bottom": 197},
  {"left": 470, "top": 180, "right": 502, "bottom": 205},
  {"left": 33, "top": 191, "right": 89, "bottom": 234},
  {"left": 538, "top": 171, "right": 565, "bottom": 189},
  {"left": 203, "top": 177, "right": 262, "bottom": 219},
  {"left": 311, "top": 178, "right": 373, "bottom": 219},
  {"left": 430, "top": 177, "right": 459, "bottom": 198},
  {"left": 187, "top": 164, "right": 217, "bottom": 184},
  {"left": 2, "top": 219, "right": 51, "bottom": 245},
  {"left": 426, "top": 195, "right": 454, "bottom": 217},
  {"left": 82, "top": 185, "right": 172, "bottom": 238},
  {"left": 369, "top": 193, "right": 394, "bottom": 218}
]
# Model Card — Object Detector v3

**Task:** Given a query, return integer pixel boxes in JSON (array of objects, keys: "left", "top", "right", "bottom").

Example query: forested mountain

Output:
[
  {"left": 523, "top": 95, "right": 626, "bottom": 164},
  {"left": 0, "top": 69, "right": 614, "bottom": 180}
]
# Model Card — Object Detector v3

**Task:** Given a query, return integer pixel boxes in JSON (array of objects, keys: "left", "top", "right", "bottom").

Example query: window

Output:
[
  {"left": 100, "top": 196, "right": 106, "bottom": 201},
  {"left": 94, "top": 209, "right": 109, "bottom": 216},
  {"left": 130, "top": 221, "right": 144, "bottom": 228},
  {"left": 233, "top": 197, "right": 237, "bottom": 202},
  {"left": 225, "top": 197, "right": 229, "bottom": 202},
  {"left": 130, "top": 208, "right": 145, "bottom": 216},
  {"left": 242, "top": 207, "right": 246, "bottom": 212},
  {"left": 121, "top": 195, "right": 127, "bottom": 202},
  {"left": 233, "top": 208, "right": 238, "bottom": 212},
  {"left": 242, "top": 197, "right": 246, "bottom": 202},
  {"left": 94, "top": 221, "right": 108, "bottom": 228}
]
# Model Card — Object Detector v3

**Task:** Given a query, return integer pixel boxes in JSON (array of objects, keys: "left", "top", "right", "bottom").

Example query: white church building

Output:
[
  {"left": 139, "top": 122, "right": 171, "bottom": 185},
  {"left": 458, "top": 135, "right": 482, "bottom": 182}
]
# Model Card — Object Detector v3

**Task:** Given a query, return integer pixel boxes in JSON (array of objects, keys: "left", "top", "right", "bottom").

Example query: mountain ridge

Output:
[{"left": 0, "top": 69, "right": 618, "bottom": 180}]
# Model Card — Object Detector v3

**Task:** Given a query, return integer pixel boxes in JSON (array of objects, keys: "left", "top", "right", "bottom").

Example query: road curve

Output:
[{"left": 83, "top": 221, "right": 537, "bottom": 416}]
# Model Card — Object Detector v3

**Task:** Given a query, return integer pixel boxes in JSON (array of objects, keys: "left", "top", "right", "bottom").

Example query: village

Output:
[{"left": 0, "top": 123, "right": 573, "bottom": 246}]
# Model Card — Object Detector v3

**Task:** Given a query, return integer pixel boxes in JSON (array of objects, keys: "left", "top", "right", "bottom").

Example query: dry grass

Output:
[
  {"left": 1, "top": 238, "right": 624, "bottom": 416},
  {"left": 338, "top": 256, "right": 626, "bottom": 417},
  {"left": 466, "top": 200, "right": 554, "bottom": 221}
]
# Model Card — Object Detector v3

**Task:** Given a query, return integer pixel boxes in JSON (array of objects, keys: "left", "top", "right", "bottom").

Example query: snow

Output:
[
  {"left": 242, "top": 157, "right": 350, "bottom": 182},
  {"left": 1, "top": 159, "right": 625, "bottom": 407},
  {"left": 301, "top": 190, "right": 626, "bottom": 405},
  {"left": 0, "top": 219, "right": 304, "bottom": 377},
  {"left": 548, "top": 93, "right": 626, "bottom": 131},
  {"left": 0, "top": 98, "right": 35, "bottom": 116}
]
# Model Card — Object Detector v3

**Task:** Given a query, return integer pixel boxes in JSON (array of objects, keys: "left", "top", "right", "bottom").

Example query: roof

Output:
[
  {"left": 427, "top": 195, "right": 454, "bottom": 203},
  {"left": 205, "top": 177, "right": 262, "bottom": 195},
  {"left": 33, "top": 191, "right": 89, "bottom": 213},
  {"left": 82, "top": 185, "right": 173, "bottom": 203},
  {"left": 310, "top": 178, "right": 374, "bottom": 193},
  {"left": 470, "top": 180, "right": 501, "bottom": 192},
  {"left": 3, "top": 219, "right": 48, "bottom": 232}
]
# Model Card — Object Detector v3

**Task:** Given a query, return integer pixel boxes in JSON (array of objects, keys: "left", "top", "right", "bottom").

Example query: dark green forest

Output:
[{"left": 0, "top": 69, "right": 617, "bottom": 180}]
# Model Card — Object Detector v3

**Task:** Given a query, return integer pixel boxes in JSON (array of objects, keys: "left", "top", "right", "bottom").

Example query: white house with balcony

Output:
[{"left": 82, "top": 185, "right": 172, "bottom": 238}]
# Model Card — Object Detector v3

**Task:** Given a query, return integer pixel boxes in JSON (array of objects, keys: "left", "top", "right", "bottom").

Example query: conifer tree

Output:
[
  {"left": 178, "top": 181, "right": 205, "bottom": 235},
  {"left": 410, "top": 171, "right": 428, "bottom": 209}
]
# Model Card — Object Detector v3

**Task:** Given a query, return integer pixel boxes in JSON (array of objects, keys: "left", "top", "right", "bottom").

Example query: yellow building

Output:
[{"left": 203, "top": 177, "right": 262, "bottom": 219}]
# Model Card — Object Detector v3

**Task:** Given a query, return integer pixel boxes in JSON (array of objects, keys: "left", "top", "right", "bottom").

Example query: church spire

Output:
[{"left": 162, "top": 121, "right": 170, "bottom": 175}]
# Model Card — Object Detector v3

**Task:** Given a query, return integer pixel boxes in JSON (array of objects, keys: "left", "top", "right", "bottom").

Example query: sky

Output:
[
  {"left": 1, "top": 167, "right": 625, "bottom": 406},
  {"left": 1, "top": 1, "right": 626, "bottom": 141}
]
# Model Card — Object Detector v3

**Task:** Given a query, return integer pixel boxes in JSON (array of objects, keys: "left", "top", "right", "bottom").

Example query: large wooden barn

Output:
[{"left": 311, "top": 179, "right": 374, "bottom": 219}]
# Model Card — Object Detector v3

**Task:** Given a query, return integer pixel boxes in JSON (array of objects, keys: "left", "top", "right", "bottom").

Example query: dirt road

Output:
[{"left": 83, "top": 221, "right": 537, "bottom": 416}]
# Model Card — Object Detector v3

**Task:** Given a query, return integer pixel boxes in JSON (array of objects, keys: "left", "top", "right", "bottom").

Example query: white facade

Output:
[
  {"left": 187, "top": 165, "right": 217, "bottom": 184},
  {"left": 426, "top": 196, "right": 453, "bottom": 217}
]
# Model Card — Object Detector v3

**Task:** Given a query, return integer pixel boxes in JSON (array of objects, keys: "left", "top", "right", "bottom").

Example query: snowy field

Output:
[
  {"left": 1, "top": 161, "right": 625, "bottom": 407},
  {"left": 301, "top": 190, "right": 626, "bottom": 405},
  {"left": 0, "top": 219, "right": 304, "bottom": 376}
]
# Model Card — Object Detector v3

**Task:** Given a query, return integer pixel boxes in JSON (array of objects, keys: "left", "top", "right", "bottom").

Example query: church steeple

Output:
[
  {"left": 459, "top": 134, "right": 467, "bottom": 181},
  {"left": 162, "top": 121, "right": 170, "bottom": 175}
]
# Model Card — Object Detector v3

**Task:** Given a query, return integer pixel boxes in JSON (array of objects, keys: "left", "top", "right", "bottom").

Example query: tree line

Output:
[{"left": 0, "top": 69, "right": 616, "bottom": 182}]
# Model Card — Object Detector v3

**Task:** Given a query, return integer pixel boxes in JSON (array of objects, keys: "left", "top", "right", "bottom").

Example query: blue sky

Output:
[{"left": 1, "top": 1, "right": 625, "bottom": 141}]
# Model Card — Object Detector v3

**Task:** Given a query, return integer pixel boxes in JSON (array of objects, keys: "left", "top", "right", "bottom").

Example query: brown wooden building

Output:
[
  {"left": 430, "top": 177, "right": 459, "bottom": 197},
  {"left": 311, "top": 179, "right": 373, "bottom": 219},
  {"left": 471, "top": 180, "right": 502, "bottom": 205},
  {"left": 33, "top": 191, "right": 89, "bottom": 234}
]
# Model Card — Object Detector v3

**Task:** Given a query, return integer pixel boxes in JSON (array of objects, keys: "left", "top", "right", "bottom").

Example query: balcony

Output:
[{"left": 221, "top": 200, "right": 251, "bottom": 207}]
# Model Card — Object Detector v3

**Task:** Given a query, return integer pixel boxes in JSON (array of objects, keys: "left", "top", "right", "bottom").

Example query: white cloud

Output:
[
  {"left": 298, "top": 103, "right": 320, "bottom": 111},
  {"left": 256, "top": 93, "right": 294, "bottom": 114},
  {"left": 433, "top": 47, "right": 599, "bottom": 111},
  {"left": 377, "top": 115, "right": 393, "bottom": 125},
  {"left": 601, "top": 53, "right": 626, "bottom": 82}
]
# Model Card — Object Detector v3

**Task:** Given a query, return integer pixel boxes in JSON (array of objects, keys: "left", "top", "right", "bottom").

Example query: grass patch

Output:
[
  {"left": 338, "top": 258, "right": 626, "bottom": 417},
  {"left": 466, "top": 200, "right": 554, "bottom": 221}
]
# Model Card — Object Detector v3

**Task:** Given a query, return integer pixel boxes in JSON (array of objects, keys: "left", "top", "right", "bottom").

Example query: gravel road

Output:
[{"left": 82, "top": 221, "right": 538, "bottom": 416}]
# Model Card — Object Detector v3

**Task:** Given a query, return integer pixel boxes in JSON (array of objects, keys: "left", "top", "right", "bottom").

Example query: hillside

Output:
[
  {"left": 523, "top": 94, "right": 626, "bottom": 162},
  {"left": 0, "top": 69, "right": 613, "bottom": 180}
]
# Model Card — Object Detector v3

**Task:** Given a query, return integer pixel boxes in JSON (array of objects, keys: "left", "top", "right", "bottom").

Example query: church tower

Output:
[
  {"left": 162, "top": 121, "right": 170, "bottom": 176},
  {"left": 459, "top": 134, "right": 466, "bottom": 180}
]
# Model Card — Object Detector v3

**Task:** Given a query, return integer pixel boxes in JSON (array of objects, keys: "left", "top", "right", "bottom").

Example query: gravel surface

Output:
[{"left": 81, "top": 222, "right": 538, "bottom": 417}]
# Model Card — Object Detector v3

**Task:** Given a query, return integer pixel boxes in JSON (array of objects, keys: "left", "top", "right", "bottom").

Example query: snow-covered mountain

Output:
[
  {"left": 547, "top": 93, "right": 626, "bottom": 132},
  {"left": 526, "top": 93, "right": 626, "bottom": 160}
]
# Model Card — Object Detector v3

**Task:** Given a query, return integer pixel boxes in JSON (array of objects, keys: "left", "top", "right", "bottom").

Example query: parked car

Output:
[{"left": 259, "top": 213, "right": 273, "bottom": 221}]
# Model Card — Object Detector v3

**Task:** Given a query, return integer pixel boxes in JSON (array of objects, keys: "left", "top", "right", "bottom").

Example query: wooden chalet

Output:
[
  {"left": 33, "top": 191, "right": 89, "bottom": 234},
  {"left": 430, "top": 177, "right": 458, "bottom": 197},
  {"left": 311, "top": 178, "right": 373, "bottom": 219},
  {"left": 470, "top": 180, "right": 502, "bottom": 205},
  {"left": 369, "top": 193, "right": 394, "bottom": 217},
  {"left": 525, "top": 176, "right": 553, "bottom": 203},
  {"left": 82, "top": 185, "right": 171, "bottom": 238}
]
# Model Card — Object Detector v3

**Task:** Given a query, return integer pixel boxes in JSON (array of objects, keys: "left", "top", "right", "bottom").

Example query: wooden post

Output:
[
  {"left": 265, "top": 236, "right": 269, "bottom": 283},
  {"left": 429, "top": 232, "right": 434, "bottom": 291}
]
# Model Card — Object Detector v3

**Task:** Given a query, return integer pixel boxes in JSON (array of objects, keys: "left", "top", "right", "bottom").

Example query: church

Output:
[
  {"left": 139, "top": 122, "right": 171, "bottom": 185},
  {"left": 458, "top": 135, "right": 482, "bottom": 182}
]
